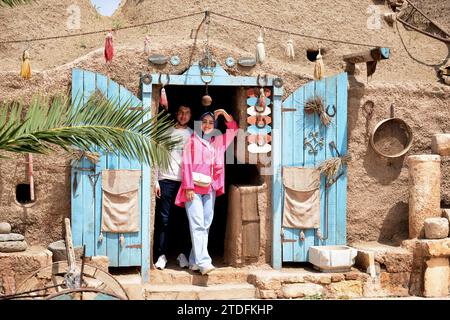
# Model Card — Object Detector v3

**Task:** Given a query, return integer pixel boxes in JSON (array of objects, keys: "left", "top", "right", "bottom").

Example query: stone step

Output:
[
  {"left": 144, "top": 283, "right": 257, "bottom": 300},
  {"left": 149, "top": 265, "right": 259, "bottom": 286}
]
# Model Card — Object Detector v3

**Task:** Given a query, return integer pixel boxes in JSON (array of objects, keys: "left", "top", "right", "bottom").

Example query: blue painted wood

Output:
[
  {"left": 324, "top": 76, "right": 338, "bottom": 246},
  {"left": 95, "top": 73, "right": 108, "bottom": 257},
  {"left": 246, "top": 97, "right": 271, "bottom": 107},
  {"left": 336, "top": 73, "right": 348, "bottom": 245},
  {"left": 71, "top": 69, "right": 84, "bottom": 248},
  {"left": 82, "top": 71, "right": 96, "bottom": 258},
  {"left": 280, "top": 73, "right": 348, "bottom": 262},
  {"left": 380, "top": 47, "right": 390, "bottom": 59},
  {"left": 271, "top": 85, "right": 283, "bottom": 270},
  {"left": 141, "top": 82, "right": 152, "bottom": 281},
  {"left": 105, "top": 78, "right": 120, "bottom": 267}
]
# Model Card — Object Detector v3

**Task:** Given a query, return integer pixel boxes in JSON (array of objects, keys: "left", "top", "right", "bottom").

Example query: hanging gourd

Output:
[
  {"left": 256, "top": 28, "right": 265, "bottom": 64},
  {"left": 20, "top": 50, "right": 31, "bottom": 80},
  {"left": 314, "top": 49, "right": 324, "bottom": 80},
  {"left": 104, "top": 32, "right": 114, "bottom": 63},
  {"left": 144, "top": 36, "right": 150, "bottom": 55},
  {"left": 202, "top": 84, "right": 212, "bottom": 108},
  {"left": 286, "top": 38, "right": 295, "bottom": 61}
]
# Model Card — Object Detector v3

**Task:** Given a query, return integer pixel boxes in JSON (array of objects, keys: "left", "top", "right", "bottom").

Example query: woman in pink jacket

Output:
[{"left": 175, "top": 110, "right": 238, "bottom": 275}]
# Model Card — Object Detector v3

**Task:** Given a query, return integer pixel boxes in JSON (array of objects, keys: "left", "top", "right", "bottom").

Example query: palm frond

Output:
[
  {"left": 0, "top": 0, "right": 32, "bottom": 7},
  {"left": 0, "top": 94, "right": 179, "bottom": 170}
]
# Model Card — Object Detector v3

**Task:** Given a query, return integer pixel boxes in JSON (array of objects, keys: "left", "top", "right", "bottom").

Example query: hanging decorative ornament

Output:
[
  {"left": 104, "top": 32, "right": 114, "bottom": 63},
  {"left": 314, "top": 49, "right": 324, "bottom": 80},
  {"left": 256, "top": 28, "right": 266, "bottom": 64},
  {"left": 255, "top": 87, "right": 267, "bottom": 113},
  {"left": 160, "top": 87, "right": 168, "bottom": 110},
  {"left": 20, "top": 49, "right": 31, "bottom": 79},
  {"left": 286, "top": 37, "right": 295, "bottom": 61},
  {"left": 144, "top": 36, "right": 150, "bottom": 55},
  {"left": 202, "top": 84, "right": 212, "bottom": 107}
]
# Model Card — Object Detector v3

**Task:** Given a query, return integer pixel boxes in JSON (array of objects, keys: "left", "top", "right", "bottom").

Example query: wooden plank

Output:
[
  {"left": 71, "top": 69, "right": 84, "bottom": 248},
  {"left": 324, "top": 75, "right": 338, "bottom": 246},
  {"left": 106, "top": 78, "right": 120, "bottom": 267},
  {"left": 64, "top": 218, "right": 76, "bottom": 271},
  {"left": 127, "top": 94, "right": 143, "bottom": 267},
  {"left": 343, "top": 47, "right": 390, "bottom": 64},
  {"left": 314, "top": 78, "right": 326, "bottom": 250},
  {"left": 118, "top": 86, "right": 135, "bottom": 267},
  {"left": 271, "top": 85, "right": 283, "bottom": 269},
  {"left": 82, "top": 70, "right": 96, "bottom": 257},
  {"left": 336, "top": 73, "right": 348, "bottom": 245},
  {"left": 151, "top": 74, "right": 275, "bottom": 87},
  {"left": 301, "top": 80, "right": 316, "bottom": 262},
  {"left": 95, "top": 73, "right": 108, "bottom": 257},
  {"left": 141, "top": 82, "right": 152, "bottom": 281}
]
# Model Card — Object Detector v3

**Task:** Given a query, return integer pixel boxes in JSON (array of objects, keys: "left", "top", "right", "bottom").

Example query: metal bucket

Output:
[{"left": 370, "top": 104, "right": 413, "bottom": 158}]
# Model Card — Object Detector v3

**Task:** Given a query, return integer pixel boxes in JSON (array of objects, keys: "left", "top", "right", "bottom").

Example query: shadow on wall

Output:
[
  {"left": 363, "top": 146, "right": 405, "bottom": 185},
  {"left": 378, "top": 201, "right": 409, "bottom": 246}
]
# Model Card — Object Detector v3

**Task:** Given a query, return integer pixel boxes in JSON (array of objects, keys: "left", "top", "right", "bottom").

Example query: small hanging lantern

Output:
[
  {"left": 314, "top": 48, "right": 324, "bottom": 80},
  {"left": 104, "top": 32, "right": 114, "bottom": 63},
  {"left": 144, "top": 36, "right": 150, "bottom": 55},
  {"left": 286, "top": 37, "right": 295, "bottom": 61},
  {"left": 20, "top": 50, "right": 31, "bottom": 79},
  {"left": 256, "top": 28, "right": 266, "bottom": 64}
]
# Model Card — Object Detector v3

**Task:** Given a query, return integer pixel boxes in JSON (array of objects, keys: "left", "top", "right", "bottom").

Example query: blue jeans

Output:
[
  {"left": 154, "top": 179, "right": 190, "bottom": 259},
  {"left": 185, "top": 191, "right": 216, "bottom": 269}
]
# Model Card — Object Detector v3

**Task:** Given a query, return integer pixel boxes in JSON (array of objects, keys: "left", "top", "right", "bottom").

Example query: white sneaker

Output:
[
  {"left": 155, "top": 255, "right": 167, "bottom": 270},
  {"left": 200, "top": 265, "right": 216, "bottom": 275},
  {"left": 189, "top": 264, "right": 200, "bottom": 271},
  {"left": 177, "top": 253, "right": 189, "bottom": 269}
]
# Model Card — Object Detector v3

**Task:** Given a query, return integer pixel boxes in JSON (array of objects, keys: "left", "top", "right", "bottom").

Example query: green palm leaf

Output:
[
  {"left": 0, "top": 94, "right": 180, "bottom": 170},
  {"left": 0, "top": 0, "right": 32, "bottom": 7}
]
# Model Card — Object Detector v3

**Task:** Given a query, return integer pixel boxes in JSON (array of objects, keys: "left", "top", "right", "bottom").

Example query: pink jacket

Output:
[{"left": 175, "top": 120, "right": 238, "bottom": 207}]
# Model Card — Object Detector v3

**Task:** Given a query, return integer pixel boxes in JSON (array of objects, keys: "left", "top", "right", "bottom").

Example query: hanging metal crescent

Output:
[
  {"left": 326, "top": 104, "right": 337, "bottom": 118},
  {"left": 158, "top": 73, "right": 170, "bottom": 87}
]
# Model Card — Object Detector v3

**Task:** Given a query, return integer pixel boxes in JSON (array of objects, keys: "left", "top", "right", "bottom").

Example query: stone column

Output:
[{"left": 408, "top": 155, "right": 441, "bottom": 239}]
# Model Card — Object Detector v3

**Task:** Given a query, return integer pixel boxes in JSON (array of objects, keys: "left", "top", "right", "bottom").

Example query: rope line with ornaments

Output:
[{"left": 5, "top": 10, "right": 389, "bottom": 80}]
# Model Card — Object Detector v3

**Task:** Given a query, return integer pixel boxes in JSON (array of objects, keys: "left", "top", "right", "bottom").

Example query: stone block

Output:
[
  {"left": 423, "top": 257, "right": 449, "bottom": 297},
  {"left": 344, "top": 271, "right": 360, "bottom": 280},
  {"left": 379, "top": 272, "right": 410, "bottom": 297},
  {"left": 47, "top": 240, "right": 83, "bottom": 262},
  {"left": 281, "top": 283, "right": 324, "bottom": 299},
  {"left": 327, "top": 280, "right": 363, "bottom": 298},
  {"left": 0, "top": 241, "right": 27, "bottom": 252},
  {"left": 257, "top": 289, "right": 277, "bottom": 299},
  {"left": 424, "top": 217, "right": 449, "bottom": 239},
  {"left": 421, "top": 238, "right": 450, "bottom": 257},
  {"left": 331, "top": 274, "right": 345, "bottom": 282},
  {"left": 355, "top": 249, "right": 376, "bottom": 277},
  {"left": 0, "top": 233, "right": 24, "bottom": 242},
  {"left": 255, "top": 276, "right": 281, "bottom": 290},
  {"left": 0, "top": 222, "right": 11, "bottom": 234},
  {"left": 431, "top": 134, "right": 450, "bottom": 156},
  {"left": 442, "top": 209, "right": 450, "bottom": 222}
]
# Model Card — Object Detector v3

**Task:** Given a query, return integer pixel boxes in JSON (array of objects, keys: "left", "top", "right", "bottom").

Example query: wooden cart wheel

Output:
[
  {"left": 15, "top": 261, "right": 129, "bottom": 300},
  {"left": 45, "top": 288, "right": 125, "bottom": 300}
]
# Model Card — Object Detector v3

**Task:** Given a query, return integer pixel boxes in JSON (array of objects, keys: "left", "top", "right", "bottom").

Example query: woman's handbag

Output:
[{"left": 191, "top": 136, "right": 214, "bottom": 188}]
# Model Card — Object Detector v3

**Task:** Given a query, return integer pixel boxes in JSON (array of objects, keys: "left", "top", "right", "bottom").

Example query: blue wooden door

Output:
[
  {"left": 71, "top": 69, "right": 151, "bottom": 280},
  {"left": 280, "top": 73, "right": 348, "bottom": 262}
]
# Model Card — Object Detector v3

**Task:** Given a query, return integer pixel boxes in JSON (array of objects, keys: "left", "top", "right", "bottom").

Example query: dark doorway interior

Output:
[{"left": 155, "top": 84, "right": 242, "bottom": 266}]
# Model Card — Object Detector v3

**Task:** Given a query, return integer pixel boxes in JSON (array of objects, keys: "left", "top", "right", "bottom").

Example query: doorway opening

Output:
[{"left": 152, "top": 84, "right": 269, "bottom": 269}]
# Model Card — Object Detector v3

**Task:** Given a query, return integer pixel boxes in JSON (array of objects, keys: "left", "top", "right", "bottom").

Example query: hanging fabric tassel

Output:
[
  {"left": 20, "top": 50, "right": 31, "bottom": 79},
  {"left": 256, "top": 28, "right": 266, "bottom": 64},
  {"left": 314, "top": 49, "right": 324, "bottom": 80},
  {"left": 159, "top": 87, "right": 168, "bottom": 110},
  {"left": 144, "top": 36, "right": 150, "bottom": 55},
  {"left": 98, "top": 232, "right": 103, "bottom": 243},
  {"left": 286, "top": 38, "right": 295, "bottom": 61},
  {"left": 299, "top": 230, "right": 305, "bottom": 242},
  {"left": 104, "top": 32, "right": 114, "bottom": 63}
]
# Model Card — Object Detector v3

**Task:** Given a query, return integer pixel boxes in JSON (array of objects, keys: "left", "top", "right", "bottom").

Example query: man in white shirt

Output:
[{"left": 154, "top": 104, "right": 193, "bottom": 270}]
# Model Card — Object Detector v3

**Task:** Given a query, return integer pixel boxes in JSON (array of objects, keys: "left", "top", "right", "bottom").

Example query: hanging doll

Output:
[
  {"left": 20, "top": 50, "right": 31, "bottom": 80},
  {"left": 104, "top": 32, "right": 114, "bottom": 63},
  {"left": 256, "top": 29, "right": 266, "bottom": 64}
]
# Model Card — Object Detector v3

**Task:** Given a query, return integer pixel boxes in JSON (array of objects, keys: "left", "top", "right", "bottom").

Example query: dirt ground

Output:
[{"left": 0, "top": 0, "right": 449, "bottom": 246}]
